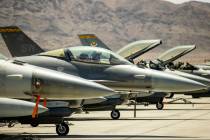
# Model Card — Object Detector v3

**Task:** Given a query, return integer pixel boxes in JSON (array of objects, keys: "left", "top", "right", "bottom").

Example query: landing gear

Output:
[
  {"left": 56, "top": 122, "right": 69, "bottom": 136},
  {"left": 166, "top": 93, "right": 174, "bottom": 99},
  {"left": 192, "top": 95, "right": 199, "bottom": 98},
  {"left": 30, "top": 119, "right": 39, "bottom": 127},
  {"left": 156, "top": 102, "right": 164, "bottom": 110},
  {"left": 111, "top": 109, "right": 120, "bottom": 120}
]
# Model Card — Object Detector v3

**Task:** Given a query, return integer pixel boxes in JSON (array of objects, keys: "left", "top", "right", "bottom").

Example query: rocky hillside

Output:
[{"left": 0, "top": 0, "right": 210, "bottom": 63}]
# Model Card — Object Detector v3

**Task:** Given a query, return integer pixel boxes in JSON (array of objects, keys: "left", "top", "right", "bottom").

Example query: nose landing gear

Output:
[
  {"left": 156, "top": 102, "right": 164, "bottom": 110},
  {"left": 111, "top": 109, "right": 120, "bottom": 120},
  {"left": 56, "top": 122, "right": 69, "bottom": 136}
]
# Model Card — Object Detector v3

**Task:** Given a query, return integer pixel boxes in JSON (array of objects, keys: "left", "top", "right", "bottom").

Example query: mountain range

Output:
[{"left": 0, "top": 0, "right": 209, "bottom": 63}]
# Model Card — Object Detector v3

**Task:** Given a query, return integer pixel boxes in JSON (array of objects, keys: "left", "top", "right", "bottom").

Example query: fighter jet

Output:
[
  {"left": 77, "top": 35, "right": 210, "bottom": 109},
  {"left": 12, "top": 46, "right": 206, "bottom": 93},
  {"left": 80, "top": 35, "right": 210, "bottom": 87},
  {"left": 0, "top": 55, "right": 115, "bottom": 135},
  {"left": 150, "top": 45, "right": 210, "bottom": 98}
]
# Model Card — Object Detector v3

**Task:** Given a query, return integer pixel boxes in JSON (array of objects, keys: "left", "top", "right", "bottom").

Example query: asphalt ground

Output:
[{"left": 1, "top": 95, "right": 210, "bottom": 140}]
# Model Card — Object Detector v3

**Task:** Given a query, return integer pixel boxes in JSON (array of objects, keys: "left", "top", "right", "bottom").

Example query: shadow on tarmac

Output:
[
  {"left": 0, "top": 134, "right": 197, "bottom": 139},
  {"left": 68, "top": 118, "right": 209, "bottom": 121},
  {"left": 118, "top": 108, "right": 210, "bottom": 111}
]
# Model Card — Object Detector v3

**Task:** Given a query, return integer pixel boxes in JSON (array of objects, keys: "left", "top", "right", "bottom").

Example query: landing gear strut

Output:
[
  {"left": 166, "top": 93, "right": 174, "bottom": 99},
  {"left": 111, "top": 109, "right": 120, "bottom": 120},
  {"left": 56, "top": 122, "right": 69, "bottom": 136}
]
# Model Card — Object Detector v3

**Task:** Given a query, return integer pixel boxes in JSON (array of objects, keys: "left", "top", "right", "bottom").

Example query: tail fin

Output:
[
  {"left": 78, "top": 34, "right": 111, "bottom": 50},
  {"left": 0, "top": 26, "right": 44, "bottom": 57}
]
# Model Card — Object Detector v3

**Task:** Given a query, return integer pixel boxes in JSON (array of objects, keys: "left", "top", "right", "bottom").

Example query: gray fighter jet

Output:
[
  {"left": 77, "top": 35, "right": 210, "bottom": 100},
  {"left": 77, "top": 35, "right": 210, "bottom": 109},
  {"left": 0, "top": 55, "right": 115, "bottom": 135},
  {"left": 14, "top": 46, "right": 206, "bottom": 93},
  {"left": 151, "top": 45, "right": 210, "bottom": 98}
]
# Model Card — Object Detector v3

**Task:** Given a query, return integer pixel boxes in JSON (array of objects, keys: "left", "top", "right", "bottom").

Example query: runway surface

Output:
[{"left": 1, "top": 95, "right": 210, "bottom": 140}]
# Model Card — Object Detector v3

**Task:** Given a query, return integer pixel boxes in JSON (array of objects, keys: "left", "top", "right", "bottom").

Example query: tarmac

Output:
[{"left": 1, "top": 95, "right": 210, "bottom": 140}]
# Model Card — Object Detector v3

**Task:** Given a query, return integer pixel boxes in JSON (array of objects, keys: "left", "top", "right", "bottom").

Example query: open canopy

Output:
[
  {"left": 117, "top": 40, "right": 162, "bottom": 61},
  {"left": 157, "top": 45, "right": 196, "bottom": 65}
]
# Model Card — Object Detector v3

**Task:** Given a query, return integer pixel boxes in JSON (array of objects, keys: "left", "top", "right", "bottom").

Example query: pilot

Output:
[
  {"left": 79, "top": 53, "right": 89, "bottom": 61},
  {"left": 91, "top": 51, "right": 101, "bottom": 63}
]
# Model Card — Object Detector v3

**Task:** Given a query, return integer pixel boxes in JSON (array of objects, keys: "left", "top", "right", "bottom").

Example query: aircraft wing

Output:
[
  {"left": 0, "top": 26, "right": 45, "bottom": 57},
  {"left": 117, "top": 40, "right": 162, "bottom": 61},
  {"left": 157, "top": 45, "right": 196, "bottom": 65},
  {"left": 78, "top": 34, "right": 111, "bottom": 50}
]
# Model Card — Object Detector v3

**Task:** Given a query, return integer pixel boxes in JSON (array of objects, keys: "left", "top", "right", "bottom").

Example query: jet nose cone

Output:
[
  {"left": 172, "top": 78, "right": 207, "bottom": 92},
  {"left": 165, "top": 69, "right": 210, "bottom": 88},
  {"left": 152, "top": 71, "right": 207, "bottom": 92}
]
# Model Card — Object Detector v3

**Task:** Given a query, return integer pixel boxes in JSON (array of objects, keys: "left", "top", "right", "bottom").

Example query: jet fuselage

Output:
[{"left": 15, "top": 47, "right": 206, "bottom": 94}]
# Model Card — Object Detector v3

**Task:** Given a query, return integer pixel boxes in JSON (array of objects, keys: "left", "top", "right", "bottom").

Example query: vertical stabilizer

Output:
[{"left": 0, "top": 26, "right": 44, "bottom": 57}]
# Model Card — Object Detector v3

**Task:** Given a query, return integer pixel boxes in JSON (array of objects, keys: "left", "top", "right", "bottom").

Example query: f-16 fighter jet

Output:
[
  {"left": 0, "top": 55, "right": 115, "bottom": 135},
  {"left": 78, "top": 35, "right": 210, "bottom": 108},
  {"left": 149, "top": 45, "right": 210, "bottom": 98}
]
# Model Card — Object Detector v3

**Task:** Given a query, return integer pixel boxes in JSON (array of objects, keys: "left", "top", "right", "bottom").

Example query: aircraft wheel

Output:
[
  {"left": 111, "top": 109, "right": 120, "bottom": 120},
  {"left": 156, "top": 102, "right": 164, "bottom": 110},
  {"left": 56, "top": 122, "right": 69, "bottom": 136},
  {"left": 192, "top": 95, "right": 199, "bottom": 98},
  {"left": 30, "top": 120, "right": 39, "bottom": 127}
]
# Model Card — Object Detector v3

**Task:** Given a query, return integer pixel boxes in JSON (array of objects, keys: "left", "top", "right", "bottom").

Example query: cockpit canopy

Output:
[{"left": 39, "top": 46, "right": 132, "bottom": 65}]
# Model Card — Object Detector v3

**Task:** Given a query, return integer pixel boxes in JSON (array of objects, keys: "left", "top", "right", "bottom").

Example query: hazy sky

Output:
[{"left": 163, "top": 0, "right": 210, "bottom": 4}]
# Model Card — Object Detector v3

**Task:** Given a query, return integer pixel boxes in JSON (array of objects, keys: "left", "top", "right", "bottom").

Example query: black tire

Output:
[
  {"left": 30, "top": 120, "right": 39, "bottom": 127},
  {"left": 192, "top": 95, "right": 200, "bottom": 98},
  {"left": 111, "top": 109, "right": 120, "bottom": 120},
  {"left": 56, "top": 122, "right": 69, "bottom": 136},
  {"left": 156, "top": 102, "right": 164, "bottom": 110}
]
